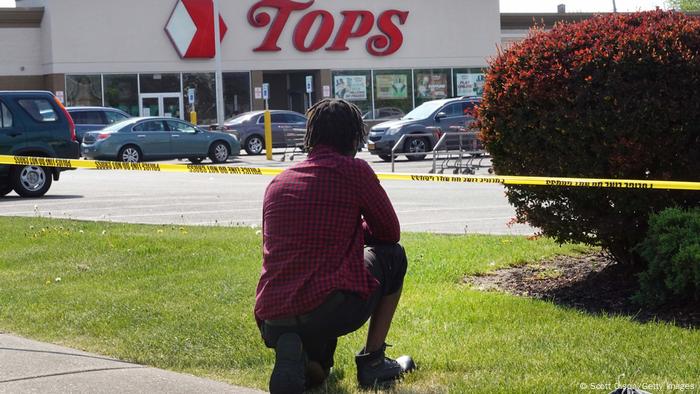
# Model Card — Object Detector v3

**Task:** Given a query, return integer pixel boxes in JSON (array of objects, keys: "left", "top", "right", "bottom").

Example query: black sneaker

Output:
[
  {"left": 355, "top": 345, "right": 415, "bottom": 388},
  {"left": 269, "top": 333, "right": 306, "bottom": 394}
]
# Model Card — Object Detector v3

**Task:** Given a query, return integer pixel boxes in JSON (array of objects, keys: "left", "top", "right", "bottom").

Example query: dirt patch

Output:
[{"left": 465, "top": 253, "right": 700, "bottom": 328}]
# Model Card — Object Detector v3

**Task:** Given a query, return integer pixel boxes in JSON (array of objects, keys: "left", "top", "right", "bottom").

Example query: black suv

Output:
[{"left": 0, "top": 91, "right": 80, "bottom": 197}]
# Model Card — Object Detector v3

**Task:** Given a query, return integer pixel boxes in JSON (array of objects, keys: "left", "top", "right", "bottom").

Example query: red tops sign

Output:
[
  {"left": 166, "top": 0, "right": 409, "bottom": 59},
  {"left": 247, "top": 0, "right": 410, "bottom": 56}
]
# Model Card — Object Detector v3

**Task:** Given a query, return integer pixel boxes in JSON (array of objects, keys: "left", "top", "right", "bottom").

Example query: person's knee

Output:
[
  {"left": 388, "top": 243, "right": 408, "bottom": 280},
  {"left": 374, "top": 243, "right": 407, "bottom": 294}
]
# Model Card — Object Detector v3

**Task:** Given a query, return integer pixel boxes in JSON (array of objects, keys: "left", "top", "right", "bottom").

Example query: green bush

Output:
[
  {"left": 477, "top": 10, "right": 700, "bottom": 264},
  {"left": 634, "top": 207, "right": 700, "bottom": 306}
]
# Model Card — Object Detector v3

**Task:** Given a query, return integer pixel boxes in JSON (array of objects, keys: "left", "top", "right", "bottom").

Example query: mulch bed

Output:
[{"left": 464, "top": 253, "right": 699, "bottom": 328}]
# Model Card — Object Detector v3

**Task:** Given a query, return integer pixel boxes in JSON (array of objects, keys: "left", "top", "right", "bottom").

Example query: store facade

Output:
[{"left": 0, "top": 0, "right": 500, "bottom": 124}]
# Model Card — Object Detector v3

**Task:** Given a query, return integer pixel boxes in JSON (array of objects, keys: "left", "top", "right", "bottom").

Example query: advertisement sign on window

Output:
[
  {"left": 375, "top": 74, "right": 408, "bottom": 99},
  {"left": 456, "top": 73, "right": 485, "bottom": 97},
  {"left": 416, "top": 73, "right": 447, "bottom": 99},
  {"left": 334, "top": 76, "right": 367, "bottom": 101}
]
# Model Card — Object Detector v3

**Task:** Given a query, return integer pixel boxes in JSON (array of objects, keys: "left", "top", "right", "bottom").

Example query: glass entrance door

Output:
[
  {"left": 141, "top": 97, "right": 159, "bottom": 117},
  {"left": 139, "top": 93, "right": 182, "bottom": 119},
  {"left": 162, "top": 96, "right": 181, "bottom": 119}
]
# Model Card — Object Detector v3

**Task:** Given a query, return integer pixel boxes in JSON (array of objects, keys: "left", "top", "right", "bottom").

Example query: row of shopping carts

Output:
[
  {"left": 385, "top": 126, "right": 491, "bottom": 174},
  {"left": 428, "top": 126, "right": 491, "bottom": 175},
  {"left": 276, "top": 126, "right": 491, "bottom": 175}
]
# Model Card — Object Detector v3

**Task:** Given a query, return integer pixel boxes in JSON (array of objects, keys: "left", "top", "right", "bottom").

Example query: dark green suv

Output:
[{"left": 0, "top": 91, "right": 79, "bottom": 197}]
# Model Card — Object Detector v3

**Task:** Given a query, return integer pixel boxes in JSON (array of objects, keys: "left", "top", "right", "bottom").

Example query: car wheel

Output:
[
  {"left": 189, "top": 157, "right": 204, "bottom": 164},
  {"left": 11, "top": 165, "right": 52, "bottom": 198},
  {"left": 118, "top": 145, "right": 142, "bottom": 163},
  {"left": 245, "top": 135, "right": 264, "bottom": 155},
  {"left": 378, "top": 154, "right": 396, "bottom": 162},
  {"left": 209, "top": 141, "right": 230, "bottom": 164},
  {"left": 1, "top": 180, "right": 13, "bottom": 196},
  {"left": 405, "top": 137, "right": 429, "bottom": 161}
]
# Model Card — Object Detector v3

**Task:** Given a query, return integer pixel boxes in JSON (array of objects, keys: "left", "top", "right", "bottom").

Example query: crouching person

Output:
[{"left": 254, "top": 99, "right": 415, "bottom": 393}]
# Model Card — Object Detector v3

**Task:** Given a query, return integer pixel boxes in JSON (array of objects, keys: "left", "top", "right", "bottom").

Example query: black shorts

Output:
[{"left": 259, "top": 243, "right": 408, "bottom": 368}]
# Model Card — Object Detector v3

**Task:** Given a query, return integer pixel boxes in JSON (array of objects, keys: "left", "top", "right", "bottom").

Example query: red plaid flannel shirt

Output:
[{"left": 254, "top": 145, "right": 400, "bottom": 320}]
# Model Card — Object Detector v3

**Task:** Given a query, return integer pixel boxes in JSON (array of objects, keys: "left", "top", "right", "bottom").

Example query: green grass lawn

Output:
[{"left": 0, "top": 217, "right": 698, "bottom": 393}]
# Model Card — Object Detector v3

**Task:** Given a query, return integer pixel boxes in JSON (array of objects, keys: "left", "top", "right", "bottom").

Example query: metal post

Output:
[
  {"left": 458, "top": 133, "right": 463, "bottom": 172},
  {"left": 391, "top": 134, "right": 407, "bottom": 173},
  {"left": 213, "top": 0, "right": 225, "bottom": 129},
  {"left": 432, "top": 138, "right": 438, "bottom": 173}
]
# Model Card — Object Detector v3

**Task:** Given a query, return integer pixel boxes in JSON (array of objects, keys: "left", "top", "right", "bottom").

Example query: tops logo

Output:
[
  {"left": 248, "top": 0, "right": 409, "bottom": 56},
  {"left": 165, "top": 0, "right": 409, "bottom": 58}
]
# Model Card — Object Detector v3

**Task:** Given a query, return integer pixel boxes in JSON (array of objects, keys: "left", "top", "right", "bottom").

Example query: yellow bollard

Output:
[
  {"left": 189, "top": 111, "right": 197, "bottom": 125},
  {"left": 264, "top": 110, "right": 273, "bottom": 160}
]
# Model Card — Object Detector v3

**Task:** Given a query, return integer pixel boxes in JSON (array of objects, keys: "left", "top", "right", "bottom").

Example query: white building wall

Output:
[
  {"left": 39, "top": 2, "right": 54, "bottom": 74},
  {"left": 15, "top": 0, "right": 46, "bottom": 6},
  {"left": 42, "top": 0, "right": 500, "bottom": 74},
  {"left": 0, "top": 27, "right": 42, "bottom": 75}
]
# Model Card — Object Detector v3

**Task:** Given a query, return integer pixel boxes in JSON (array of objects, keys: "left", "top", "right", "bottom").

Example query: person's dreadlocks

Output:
[{"left": 304, "top": 99, "right": 367, "bottom": 156}]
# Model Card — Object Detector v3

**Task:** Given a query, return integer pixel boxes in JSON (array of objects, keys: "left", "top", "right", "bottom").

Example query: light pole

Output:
[
  {"left": 612, "top": 0, "right": 617, "bottom": 12},
  {"left": 213, "top": 0, "right": 225, "bottom": 128}
]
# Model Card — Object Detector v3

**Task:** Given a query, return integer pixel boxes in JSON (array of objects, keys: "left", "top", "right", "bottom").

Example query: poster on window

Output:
[
  {"left": 334, "top": 76, "right": 367, "bottom": 101},
  {"left": 416, "top": 73, "right": 448, "bottom": 99},
  {"left": 375, "top": 75, "right": 408, "bottom": 99},
  {"left": 456, "top": 73, "right": 485, "bottom": 97}
]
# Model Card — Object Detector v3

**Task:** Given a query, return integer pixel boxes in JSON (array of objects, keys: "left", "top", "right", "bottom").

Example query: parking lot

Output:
[{"left": 0, "top": 150, "right": 533, "bottom": 235}]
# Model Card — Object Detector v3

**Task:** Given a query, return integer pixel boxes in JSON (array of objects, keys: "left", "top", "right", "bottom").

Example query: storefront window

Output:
[
  {"left": 373, "top": 69, "right": 413, "bottom": 119},
  {"left": 331, "top": 70, "right": 371, "bottom": 118},
  {"left": 139, "top": 73, "right": 181, "bottom": 93},
  {"left": 103, "top": 74, "right": 139, "bottom": 116},
  {"left": 223, "top": 72, "right": 251, "bottom": 120},
  {"left": 414, "top": 68, "right": 451, "bottom": 106},
  {"left": 453, "top": 68, "right": 486, "bottom": 98},
  {"left": 183, "top": 73, "right": 216, "bottom": 125},
  {"left": 66, "top": 75, "right": 102, "bottom": 107}
]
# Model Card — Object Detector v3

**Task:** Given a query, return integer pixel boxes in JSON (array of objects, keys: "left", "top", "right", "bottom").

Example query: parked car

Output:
[
  {"left": 67, "top": 106, "right": 131, "bottom": 143},
  {"left": 81, "top": 117, "right": 240, "bottom": 163},
  {"left": 367, "top": 97, "right": 481, "bottom": 161},
  {"left": 0, "top": 91, "right": 80, "bottom": 197},
  {"left": 222, "top": 110, "right": 307, "bottom": 155}
]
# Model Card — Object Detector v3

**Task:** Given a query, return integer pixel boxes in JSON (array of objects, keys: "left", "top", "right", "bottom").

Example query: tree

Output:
[
  {"left": 478, "top": 10, "right": 700, "bottom": 265},
  {"left": 666, "top": 0, "right": 700, "bottom": 11}
]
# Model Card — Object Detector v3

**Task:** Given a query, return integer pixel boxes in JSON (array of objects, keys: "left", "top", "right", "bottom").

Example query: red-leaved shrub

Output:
[{"left": 478, "top": 10, "right": 700, "bottom": 264}]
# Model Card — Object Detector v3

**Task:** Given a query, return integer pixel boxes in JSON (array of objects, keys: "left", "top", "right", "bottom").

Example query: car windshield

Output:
[
  {"left": 402, "top": 101, "right": 446, "bottom": 120},
  {"left": 225, "top": 112, "right": 256, "bottom": 125},
  {"left": 101, "top": 118, "right": 136, "bottom": 132}
]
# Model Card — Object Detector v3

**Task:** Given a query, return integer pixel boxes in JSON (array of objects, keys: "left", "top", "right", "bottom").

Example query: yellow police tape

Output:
[{"left": 1, "top": 154, "right": 699, "bottom": 191}]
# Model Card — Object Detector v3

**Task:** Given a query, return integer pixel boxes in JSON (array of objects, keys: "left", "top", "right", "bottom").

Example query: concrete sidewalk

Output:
[{"left": 0, "top": 334, "right": 266, "bottom": 394}]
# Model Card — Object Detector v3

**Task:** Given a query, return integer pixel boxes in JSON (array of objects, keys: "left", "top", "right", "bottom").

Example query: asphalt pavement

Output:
[{"left": 0, "top": 150, "right": 534, "bottom": 235}]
